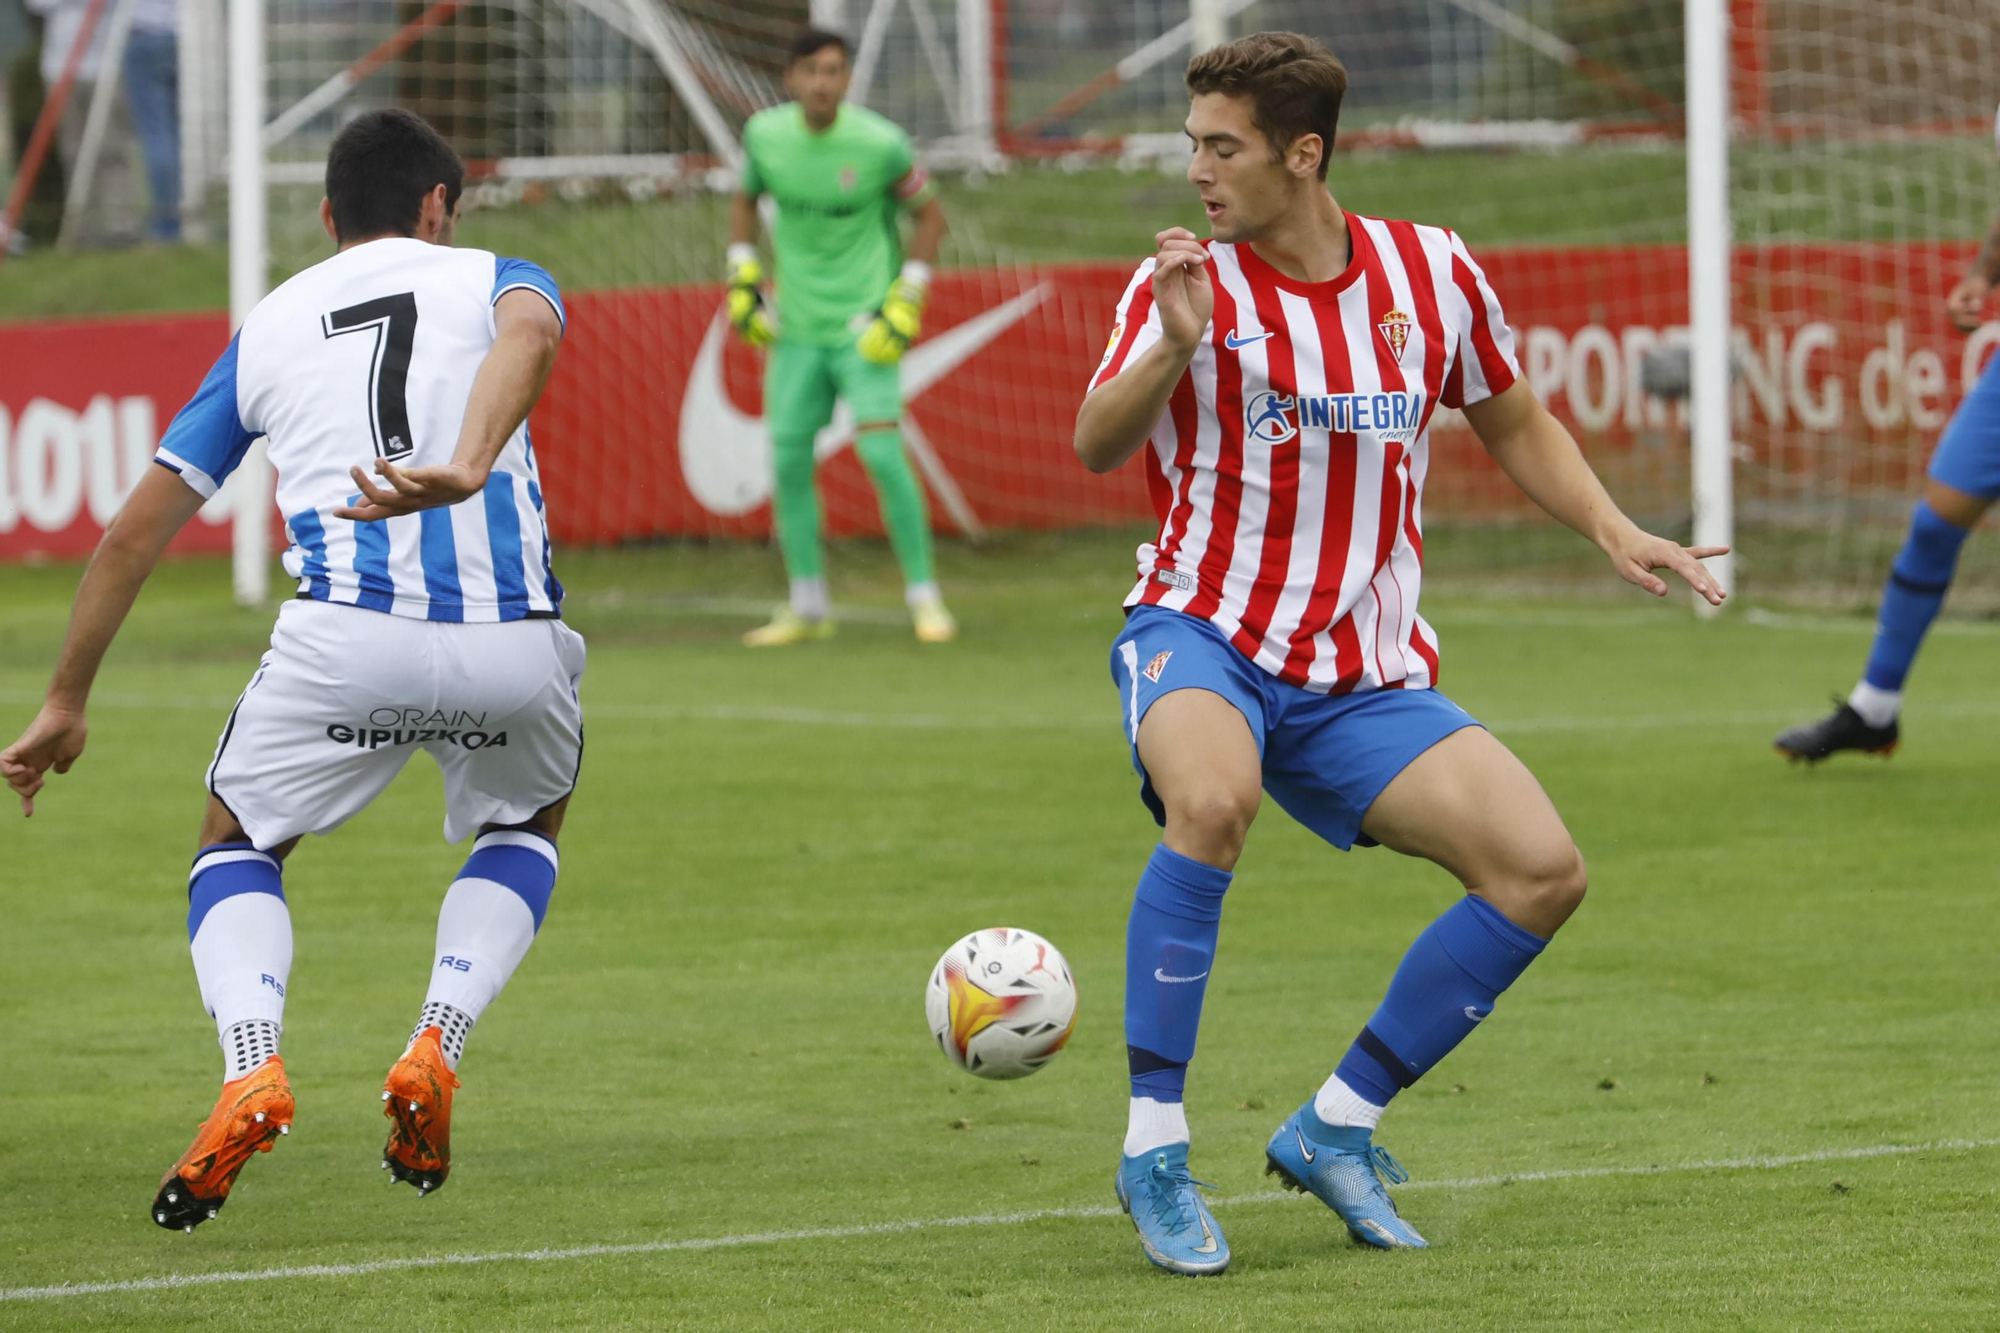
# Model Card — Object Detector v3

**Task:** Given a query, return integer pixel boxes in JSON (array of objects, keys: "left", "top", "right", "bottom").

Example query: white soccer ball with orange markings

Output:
[{"left": 925, "top": 928, "right": 1078, "bottom": 1080}]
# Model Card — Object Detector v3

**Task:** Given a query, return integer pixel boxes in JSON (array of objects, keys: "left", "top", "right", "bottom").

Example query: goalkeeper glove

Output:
[
  {"left": 726, "top": 244, "right": 776, "bottom": 349},
  {"left": 856, "top": 263, "right": 930, "bottom": 365}
]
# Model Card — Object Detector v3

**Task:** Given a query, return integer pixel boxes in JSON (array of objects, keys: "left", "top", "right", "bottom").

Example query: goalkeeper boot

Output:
[
  {"left": 1773, "top": 699, "right": 1898, "bottom": 763},
  {"left": 742, "top": 607, "right": 835, "bottom": 648},
  {"left": 382, "top": 1026, "right": 458, "bottom": 1195},
  {"left": 1264, "top": 1103, "right": 1428, "bottom": 1249},
  {"left": 911, "top": 595, "right": 957, "bottom": 645},
  {"left": 1114, "top": 1143, "right": 1231, "bottom": 1276},
  {"left": 152, "top": 1056, "right": 293, "bottom": 1231}
]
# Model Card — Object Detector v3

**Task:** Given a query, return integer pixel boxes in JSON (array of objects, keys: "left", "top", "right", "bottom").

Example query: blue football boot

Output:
[
  {"left": 1264, "top": 1103, "right": 1428, "bottom": 1248},
  {"left": 1114, "top": 1143, "right": 1231, "bottom": 1275}
]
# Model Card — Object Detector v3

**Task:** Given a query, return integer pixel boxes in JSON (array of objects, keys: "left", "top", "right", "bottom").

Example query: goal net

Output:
[{"left": 222, "top": 0, "right": 1999, "bottom": 608}]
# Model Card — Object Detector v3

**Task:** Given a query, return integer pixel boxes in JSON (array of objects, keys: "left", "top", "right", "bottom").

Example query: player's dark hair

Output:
[
  {"left": 1186, "top": 32, "right": 1347, "bottom": 181},
  {"left": 789, "top": 26, "right": 850, "bottom": 66},
  {"left": 324, "top": 108, "right": 465, "bottom": 243}
]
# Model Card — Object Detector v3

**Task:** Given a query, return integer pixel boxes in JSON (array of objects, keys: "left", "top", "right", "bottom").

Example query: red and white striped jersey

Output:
[{"left": 1087, "top": 215, "right": 1521, "bottom": 694}]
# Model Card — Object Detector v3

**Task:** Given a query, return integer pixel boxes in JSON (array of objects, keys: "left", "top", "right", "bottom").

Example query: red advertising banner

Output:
[
  {"left": 0, "top": 313, "right": 234, "bottom": 560},
  {"left": 1, "top": 241, "right": 1990, "bottom": 561}
]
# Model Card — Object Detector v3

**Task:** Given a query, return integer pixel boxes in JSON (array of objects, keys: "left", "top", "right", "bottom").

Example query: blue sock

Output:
[
  {"left": 1125, "top": 844, "right": 1231, "bottom": 1103},
  {"left": 1862, "top": 500, "right": 1969, "bottom": 693},
  {"left": 1332, "top": 895, "right": 1547, "bottom": 1109}
]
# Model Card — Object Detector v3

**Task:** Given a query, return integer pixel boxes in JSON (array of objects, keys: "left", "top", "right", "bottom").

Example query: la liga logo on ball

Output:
[{"left": 926, "top": 928, "right": 1078, "bottom": 1079}]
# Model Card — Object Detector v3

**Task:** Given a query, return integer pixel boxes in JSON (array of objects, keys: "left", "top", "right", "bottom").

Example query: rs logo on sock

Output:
[{"left": 438, "top": 955, "right": 473, "bottom": 972}]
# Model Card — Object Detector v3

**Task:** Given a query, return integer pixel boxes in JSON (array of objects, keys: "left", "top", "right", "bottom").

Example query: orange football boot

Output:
[
  {"left": 152, "top": 1056, "right": 293, "bottom": 1231},
  {"left": 382, "top": 1026, "right": 459, "bottom": 1194}
]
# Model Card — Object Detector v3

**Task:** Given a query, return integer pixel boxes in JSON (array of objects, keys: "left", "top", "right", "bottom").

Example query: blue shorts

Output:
[
  {"left": 1929, "top": 347, "right": 2000, "bottom": 499},
  {"left": 1109, "top": 605, "right": 1481, "bottom": 851}
]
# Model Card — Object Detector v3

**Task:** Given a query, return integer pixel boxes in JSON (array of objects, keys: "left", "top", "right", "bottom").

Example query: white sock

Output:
[
  {"left": 790, "top": 576, "right": 829, "bottom": 621},
  {"left": 419, "top": 844, "right": 549, "bottom": 1067},
  {"left": 410, "top": 999, "right": 475, "bottom": 1070},
  {"left": 1847, "top": 680, "right": 1901, "bottom": 728},
  {"left": 1312, "top": 1074, "right": 1385, "bottom": 1131},
  {"left": 188, "top": 861, "right": 292, "bottom": 1081},
  {"left": 904, "top": 580, "right": 942, "bottom": 609},
  {"left": 220, "top": 1019, "right": 282, "bottom": 1080},
  {"left": 1123, "top": 1096, "right": 1190, "bottom": 1158}
]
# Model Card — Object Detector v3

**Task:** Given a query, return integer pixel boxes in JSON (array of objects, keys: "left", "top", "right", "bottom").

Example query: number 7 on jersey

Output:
[{"left": 322, "top": 292, "right": 419, "bottom": 460}]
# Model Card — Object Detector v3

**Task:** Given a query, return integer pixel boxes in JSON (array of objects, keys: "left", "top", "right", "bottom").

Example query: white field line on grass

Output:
[
  {"left": 6, "top": 691, "right": 2000, "bottom": 737},
  {"left": 1, "top": 1137, "right": 1992, "bottom": 1304}
]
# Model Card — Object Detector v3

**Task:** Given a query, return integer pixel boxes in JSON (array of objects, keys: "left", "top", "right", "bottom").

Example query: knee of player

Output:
[
  {"left": 1523, "top": 841, "right": 1588, "bottom": 920},
  {"left": 853, "top": 425, "right": 904, "bottom": 469},
  {"left": 1164, "top": 784, "right": 1260, "bottom": 856}
]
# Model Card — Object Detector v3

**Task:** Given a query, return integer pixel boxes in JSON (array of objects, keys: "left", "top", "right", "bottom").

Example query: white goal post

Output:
[{"left": 1685, "top": 0, "right": 1734, "bottom": 614}]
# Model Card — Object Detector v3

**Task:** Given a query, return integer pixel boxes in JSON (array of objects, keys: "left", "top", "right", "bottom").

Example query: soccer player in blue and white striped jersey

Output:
[{"left": 1, "top": 110, "right": 583, "bottom": 1230}]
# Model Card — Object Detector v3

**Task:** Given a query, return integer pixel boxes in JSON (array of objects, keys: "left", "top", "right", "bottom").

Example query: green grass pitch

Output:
[{"left": 1, "top": 533, "right": 1997, "bottom": 1329}]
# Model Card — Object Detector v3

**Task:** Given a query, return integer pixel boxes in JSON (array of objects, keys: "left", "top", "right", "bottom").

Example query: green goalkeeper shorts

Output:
[{"left": 764, "top": 335, "right": 904, "bottom": 438}]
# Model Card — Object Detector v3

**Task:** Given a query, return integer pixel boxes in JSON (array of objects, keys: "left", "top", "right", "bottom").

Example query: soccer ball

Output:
[{"left": 925, "top": 928, "right": 1078, "bottom": 1080}]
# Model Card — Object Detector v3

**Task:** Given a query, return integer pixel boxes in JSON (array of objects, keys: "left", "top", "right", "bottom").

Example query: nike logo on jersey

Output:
[
  {"left": 1223, "top": 329, "right": 1272, "bottom": 349},
  {"left": 1295, "top": 1126, "right": 1317, "bottom": 1163},
  {"left": 1464, "top": 1006, "right": 1489, "bottom": 1022},
  {"left": 678, "top": 286, "right": 1051, "bottom": 516},
  {"left": 1154, "top": 968, "right": 1209, "bottom": 984}
]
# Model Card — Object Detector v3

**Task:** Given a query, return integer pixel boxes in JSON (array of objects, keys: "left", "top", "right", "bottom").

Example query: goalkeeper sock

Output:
[
  {"left": 419, "top": 831, "right": 558, "bottom": 1069},
  {"left": 187, "top": 845, "right": 291, "bottom": 1081},
  {"left": 1854, "top": 499, "right": 1969, "bottom": 719},
  {"left": 770, "top": 429, "right": 826, "bottom": 588},
  {"left": 855, "top": 427, "right": 935, "bottom": 588},
  {"left": 1332, "top": 895, "right": 1546, "bottom": 1108},
  {"left": 790, "top": 577, "right": 830, "bottom": 622}
]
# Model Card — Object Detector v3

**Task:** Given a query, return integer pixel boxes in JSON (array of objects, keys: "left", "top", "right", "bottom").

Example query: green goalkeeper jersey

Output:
[{"left": 740, "top": 102, "right": 932, "bottom": 347}]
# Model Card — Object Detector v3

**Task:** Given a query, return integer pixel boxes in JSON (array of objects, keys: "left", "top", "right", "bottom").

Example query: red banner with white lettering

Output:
[{"left": 0, "top": 242, "right": 1989, "bottom": 561}]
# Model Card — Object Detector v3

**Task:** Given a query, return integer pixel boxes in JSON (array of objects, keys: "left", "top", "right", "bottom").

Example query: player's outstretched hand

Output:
[
  {"left": 1, "top": 704, "right": 87, "bottom": 817},
  {"left": 334, "top": 457, "right": 486, "bottom": 522},
  {"left": 1605, "top": 526, "right": 1729, "bottom": 605},
  {"left": 1945, "top": 273, "right": 1991, "bottom": 334},
  {"left": 1152, "top": 227, "right": 1213, "bottom": 353}
]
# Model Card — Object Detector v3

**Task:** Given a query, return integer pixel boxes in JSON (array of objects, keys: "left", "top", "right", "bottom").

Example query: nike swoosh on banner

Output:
[
  {"left": 679, "top": 284, "right": 1052, "bottom": 516},
  {"left": 1153, "top": 968, "right": 1209, "bottom": 984}
]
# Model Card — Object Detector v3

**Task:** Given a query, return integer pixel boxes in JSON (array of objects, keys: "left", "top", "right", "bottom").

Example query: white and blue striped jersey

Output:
[{"left": 154, "top": 237, "right": 567, "bottom": 623}]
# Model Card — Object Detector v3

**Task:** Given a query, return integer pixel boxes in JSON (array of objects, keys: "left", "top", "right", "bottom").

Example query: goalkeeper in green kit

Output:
[{"left": 727, "top": 27, "right": 956, "bottom": 646}]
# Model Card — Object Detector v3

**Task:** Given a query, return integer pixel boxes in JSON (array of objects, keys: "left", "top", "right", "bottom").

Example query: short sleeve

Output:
[
  {"left": 1440, "top": 232, "right": 1520, "bottom": 410},
  {"left": 493, "top": 257, "right": 565, "bottom": 336},
  {"left": 1086, "top": 259, "right": 1165, "bottom": 394},
  {"left": 885, "top": 130, "right": 933, "bottom": 208},
  {"left": 153, "top": 334, "right": 256, "bottom": 499}
]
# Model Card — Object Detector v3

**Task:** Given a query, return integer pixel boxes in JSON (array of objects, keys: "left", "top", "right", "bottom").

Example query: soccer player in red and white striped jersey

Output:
[{"left": 1077, "top": 33, "right": 1727, "bottom": 1275}]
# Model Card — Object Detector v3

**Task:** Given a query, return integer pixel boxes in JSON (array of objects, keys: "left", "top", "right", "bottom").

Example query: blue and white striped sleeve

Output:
[
  {"left": 154, "top": 334, "right": 257, "bottom": 499},
  {"left": 493, "top": 257, "right": 565, "bottom": 336}
]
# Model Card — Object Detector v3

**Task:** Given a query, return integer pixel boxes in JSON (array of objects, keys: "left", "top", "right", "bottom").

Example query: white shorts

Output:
[{"left": 208, "top": 600, "right": 587, "bottom": 849}]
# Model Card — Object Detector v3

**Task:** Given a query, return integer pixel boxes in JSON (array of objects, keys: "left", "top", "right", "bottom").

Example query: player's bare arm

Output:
[
  {"left": 0, "top": 465, "right": 208, "bottom": 815},
  {"left": 335, "top": 288, "right": 564, "bottom": 522},
  {"left": 1463, "top": 379, "right": 1727, "bottom": 604},
  {"left": 1945, "top": 206, "right": 2000, "bottom": 332},
  {"left": 727, "top": 189, "right": 759, "bottom": 249},
  {"left": 904, "top": 189, "right": 948, "bottom": 265},
  {"left": 1074, "top": 229, "right": 1212, "bottom": 473}
]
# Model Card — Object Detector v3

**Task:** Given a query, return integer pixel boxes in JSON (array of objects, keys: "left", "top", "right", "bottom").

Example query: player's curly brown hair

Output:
[{"left": 1185, "top": 32, "right": 1348, "bottom": 180}]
